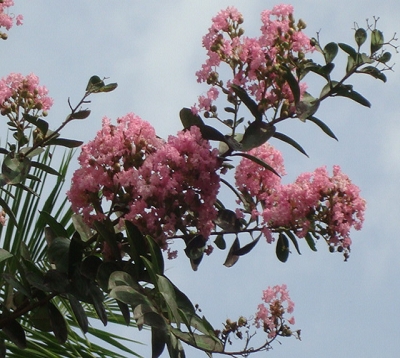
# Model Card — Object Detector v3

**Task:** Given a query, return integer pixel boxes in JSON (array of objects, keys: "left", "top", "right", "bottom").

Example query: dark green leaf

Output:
[
  {"left": 166, "top": 333, "right": 186, "bottom": 358},
  {"left": 215, "top": 209, "right": 241, "bottom": 231},
  {"left": 305, "top": 232, "right": 317, "bottom": 251},
  {"left": 3, "top": 273, "right": 31, "bottom": 298},
  {"left": 272, "top": 132, "right": 308, "bottom": 156},
  {"left": 109, "top": 285, "right": 149, "bottom": 307},
  {"left": 69, "top": 109, "right": 91, "bottom": 120},
  {"left": 285, "top": 231, "right": 301, "bottom": 255},
  {"left": 30, "top": 305, "right": 52, "bottom": 332},
  {"left": 223, "top": 237, "right": 240, "bottom": 267},
  {"left": 379, "top": 52, "right": 392, "bottom": 63},
  {"left": 68, "top": 294, "right": 89, "bottom": 333},
  {"left": 231, "top": 84, "right": 263, "bottom": 120},
  {"left": 184, "top": 235, "right": 205, "bottom": 271},
  {"left": 230, "top": 152, "right": 280, "bottom": 177},
  {"left": 371, "top": 29, "right": 384, "bottom": 54},
  {"left": 199, "top": 125, "right": 226, "bottom": 143},
  {"left": 43, "top": 269, "right": 69, "bottom": 293},
  {"left": 357, "top": 66, "right": 387, "bottom": 82},
  {"left": 98, "top": 83, "right": 118, "bottom": 93},
  {"left": 338, "top": 43, "right": 357, "bottom": 59},
  {"left": 276, "top": 233, "right": 289, "bottom": 263},
  {"left": 86, "top": 75, "right": 105, "bottom": 92},
  {"left": 47, "top": 237, "right": 70, "bottom": 273},
  {"left": 0, "top": 196, "right": 17, "bottom": 227},
  {"left": 68, "top": 232, "right": 84, "bottom": 279},
  {"left": 214, "top": 235, "right": 226, "bottom": 250},
  {"left": 108, "top": 271, "right": 140, "bottom": 291},
  {"left": 170, "top": 328, "right": 223, "bottom": 353},
  {"left": 117, "top": 299, "right": 131, "bottom": 326},
  {"left": 355, "top": 28, "right": 367, "bottom": 47},
  {"left": 296, "top": 92, "right": 320, "bottom": 121},
  {"left": 89, "top": 283, "right": 107, "bottom": 326},
  {"left": 1, "top": 153, "right": 31, "bottom": 185},
  {"left": 336, "top": 86, "right": 371, "bottom": 107},
  {"left": 144, "top": 235, "right": 164, "bottom": 276},
  {"left": 96, "top": 262, "right": 120, "bottom": 291},
  {"left": 224, "top": 107, "right": 236, "bottom": 113},
  {"left": 40, "top": 211, "right": 69, "bottom": 239},
  {"left": 134, "top": 304, "right": 166, "bottom": 331},
  {"left": 0, "top": 248, "right": 13, "bottom": 263},
  {"left": 45, "top": 138, "right": 83, "bottom": 148},
  {"left": 2, "top": 319, "right": 27, "bottom": 349},
  {"left": 307, "top": 116, "right": 338, "bottom": 140},
  {"left": 80, "top": 255, "right": 102, "bottom": 281},
  {"left": 47, "top": 302, "right": 68, "bottom": 343},
  {"left": 324, "top": 42, "right": 338, "bottom": 63},
  {"left": 152, "top": 327, "right": 167, "bottom": 358},
  {"left": 179, "top": 108, "right": 205, "bottom": 129},
  {"left": 281, "top": 65, "right": 300, "bottom": 104},
  {"left": 157, "top": 275, "right": 180, "bottom": 325},
  {"left": 241, "top": 121, "right": 276, "bottom": 151},
  {"left": 233, "top": 237, "right": 260, "bottom": 256}
]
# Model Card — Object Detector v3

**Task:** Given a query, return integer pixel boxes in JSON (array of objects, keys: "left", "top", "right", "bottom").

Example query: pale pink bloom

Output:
[{"left": 0, "top": 1, "right": 23, "bottom": 31}]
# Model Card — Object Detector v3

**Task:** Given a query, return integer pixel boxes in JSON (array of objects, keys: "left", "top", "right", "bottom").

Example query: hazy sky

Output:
[{"left": 4, "top": 1, "right": 400, "bottom": 357}]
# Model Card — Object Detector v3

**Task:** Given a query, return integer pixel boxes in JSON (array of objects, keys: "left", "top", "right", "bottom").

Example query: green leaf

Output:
[
  {"left": 47, "top": 237, "right": 70, "bottom": 273},
  {"left": 133, "top": 304, "right": 166, "bottom": 331},
  {"left": 285, "top": 231, "right": 301, "bottom": 255},
  {"left": 45, "top": 138, "right": 83, "bottom": 148},
  {"left": 306, "top": 116, "right": 338, "bottom": 140},
  {"left": 281, "top": 65, "right": 300, "bottom": 104},
  {"left": 324, "top": 42, "right": 338, "bottom": 64},
  {"left": 231, "top": 84, "right": 263, "bottom": 121},
  {"left": 272, "top": 132, "right": 308, "bottom": 156},
  {"left": 30, "top": 305, "right": 53, "bottom": 332},
  {"left": 357, "top": 66, "right": 387, "bottom": 82},
  {"left": 80, "top": 255, "right": 102, "bottom": 281},
  {"left": 68, "top": 109, "right": 91, "bottom": 120},
  {"left": 86, "top": 75, "right": 105, "bottom": 92},
  {"left": 276, "top": 233, "right": 289, "bottom": 263},
  {"left": 233, "top": 237, "right": 260, "bottom": 256},
  {"left": 214, "top": 235, "right": 226, "bottom": 250},
  {"left": 144, "top": 235, "right": 164, "bottom": 276},
  {"left": 40, "top": 211, "right": 69, "bottom": 238},
  {"left": 179, "top": 108, "right": 205, "bottom": 129},
  {"left": 355, "top": 28, "right": 367, "bottom": 47},
  {"left": 338, "top": 43, "right": 357, "bottom": 59},
  {"left": 47, "top": 302, "right": 68, "bottom": 343},
  {"left": 378, "top": 52, "right": 392, "bottom": 63},
  {"left": 336, "top": 86, "right": 371, "bottom": 107},
  {"left": 157, "top": 275, "right": 181, "bottom": 325},
  {"left": 215, "top": 209, "right": 241, "bottom": 231},
  {"left": 305, "top": 232, "right": 317, "bottom": 251},
  {"left": 230, "top": 152, "right": 280, "bottom": 177},
  {"left": 199, "top": 125, "right": 226, "bottom": 143},
  {"left": 96, "top": 261, "right": 120, "bottom": 291},
  {"left": 108, "top": 271, "right": 140, "bottom": 291},
  {"left": 296, "top": 92, "right": 320, "bottom": 121},
  {"left": 371, "top": 29, "right": 384, "bottom": 54},
  {"left": 22, "top": 114, "right": 49, "bottom": 136},
  {"left": 68, "top": 294, "right": 89, "bottom": 333},
  {"left": 1, "top": 153, "right": 31, "bottom": 185},
  {"left": 241, "top": 121, "right": 276, "bottom": 151},
  {"left": 170, "top": 328, "right": 223, "bottom": 353},
  {"left": 0, "top": 248, "right": 13, "bottom": 263},
  {"left": 152, "top": 326, "right": 167, "bottom": 358},
  {"left": 2, "top": 319, "right": 27, "bottom": 349},
  {"left": 0, "top": 196, "right": 17, "bottom": 226},
  {"left": 223, "top": 237, "right": 240, "bottom": 267},
  {"left": 98, "top": 83, "right": 118, "bottom": 93},
  {"left": 71, "top": 214, "right": 92, "bottom": 242},
  {"left": 109, "top": 285, "right": 149, "bottom": 307},
  {"left": 184, "top": 235, "right": 205, "bottom": 271}
]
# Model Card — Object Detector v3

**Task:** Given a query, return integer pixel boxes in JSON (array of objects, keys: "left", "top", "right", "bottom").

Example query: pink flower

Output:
[
  {"left": 0, "top": 73, "right": 53, "bottom": 116},
  {"left": 0, "top": 1, "right": 23, "bottom": 31}
]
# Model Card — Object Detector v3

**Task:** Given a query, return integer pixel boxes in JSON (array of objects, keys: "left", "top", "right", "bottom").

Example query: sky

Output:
[{"left": 3, "top": 1, "right": 400, "bottom": 357}]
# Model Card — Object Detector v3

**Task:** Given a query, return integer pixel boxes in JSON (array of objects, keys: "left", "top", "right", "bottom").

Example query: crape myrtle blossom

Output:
[
  {"left": 0, "top": 73, "right": 53, "bottom": 118},
  {"left": 68, "top": 113, "right": 221, "bottom": 251},
  {"left": 0, "top": 0, "right": 23, "bottom": 39},
  {"left": 255, "top": 284, "right": 296, "bottom": 339},
  {"left": 194, "top": 4, "right": 313, "bottom": 115},
  {"left": 235, "top": 143, "right": 366, "bottom": 256}
]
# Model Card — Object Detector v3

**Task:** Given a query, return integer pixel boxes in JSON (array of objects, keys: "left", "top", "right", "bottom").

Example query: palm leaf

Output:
[{"left": 0, "top": 148, "right": 143, "bottom": 357}]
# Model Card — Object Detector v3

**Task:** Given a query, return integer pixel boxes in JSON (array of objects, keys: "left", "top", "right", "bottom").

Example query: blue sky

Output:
[{"left": 3, "top": 1, "right": 400, "bottom": 357}]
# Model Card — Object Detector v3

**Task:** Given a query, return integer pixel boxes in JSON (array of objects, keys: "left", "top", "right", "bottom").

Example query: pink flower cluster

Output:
[
  {"left": 235, "top": 143, "right": 366, "bottom": 250},
  {"left": 68, "top": 114, "right": 221, "bottom": 249},
  {"left": 0, "top": 73, "right": 53, "bottom": 117},
  {"left": 194, "top": 4, "right": 313, "bottom": 113},
  {"left": 0, "top": 0, "right": 23, "bottom": 35},
  {"left": 255, "top": 284, "right": 295, "bottom": 338}
]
